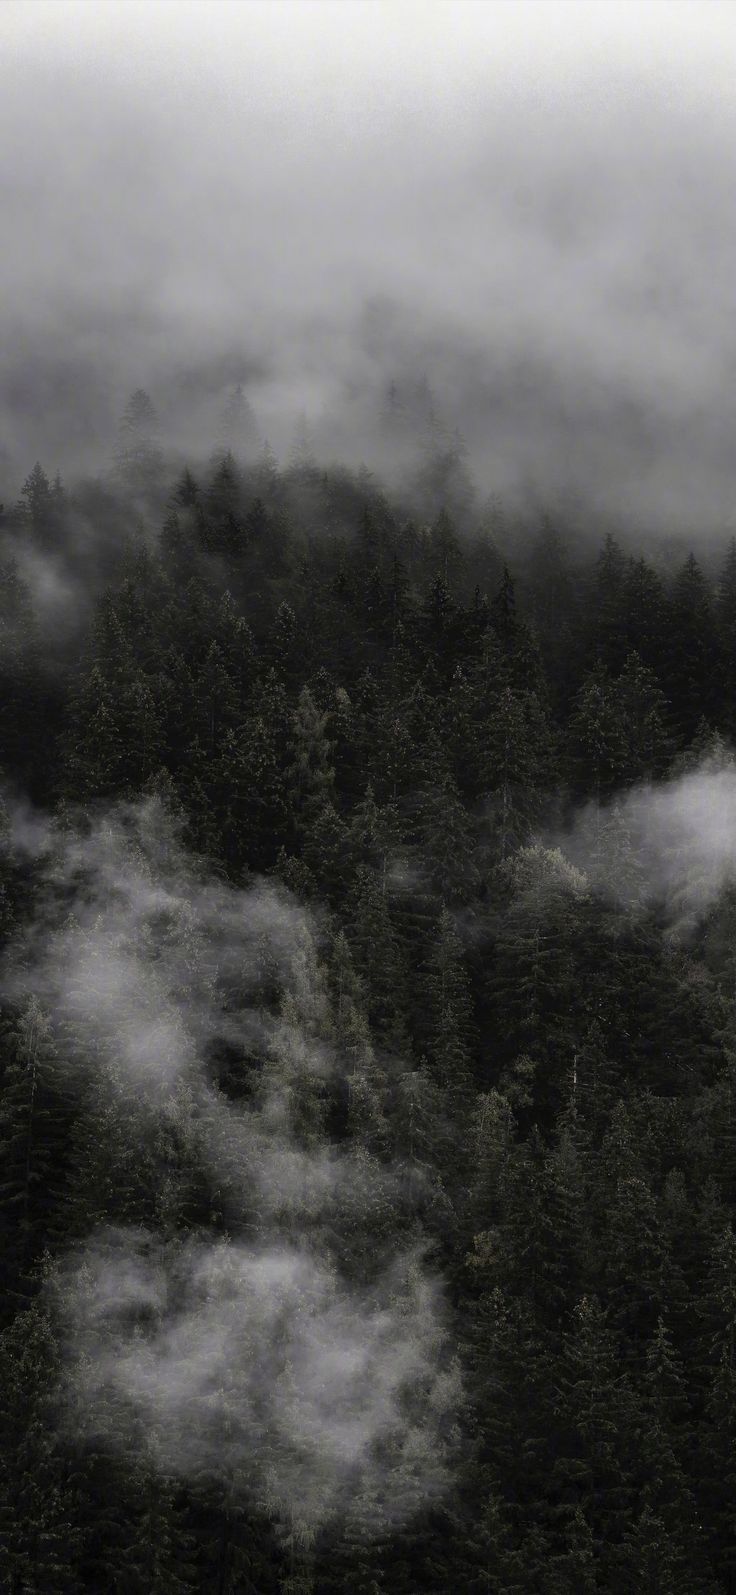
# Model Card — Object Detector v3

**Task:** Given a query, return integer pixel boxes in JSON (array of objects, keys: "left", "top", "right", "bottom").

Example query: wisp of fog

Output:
[
  {"left": 0, "top": 794, "right": 457, "bottom": 1537},
  {"left": 555, "top": 747, "right": 736, "bottom": 935}
]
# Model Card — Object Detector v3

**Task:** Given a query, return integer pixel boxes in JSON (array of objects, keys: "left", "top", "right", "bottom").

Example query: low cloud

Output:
[
  {"left": 3, "top": 4, "right": 736, "bottom": 532},
  {"left": 556, "top": 749, "right": 736, "bottom": 934},
  {"left": 0, "top": 795, "right": 458, "bottom": 1534}
]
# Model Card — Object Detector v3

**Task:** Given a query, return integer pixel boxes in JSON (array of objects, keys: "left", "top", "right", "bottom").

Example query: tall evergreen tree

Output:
[{"left": 666, "top": 553, "right": 720, "bottom": 744}]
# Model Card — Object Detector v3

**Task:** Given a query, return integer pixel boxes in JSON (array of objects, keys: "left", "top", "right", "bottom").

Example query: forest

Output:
[{"left": 3, "top": 383, "right": 736, "bottom": 1594}]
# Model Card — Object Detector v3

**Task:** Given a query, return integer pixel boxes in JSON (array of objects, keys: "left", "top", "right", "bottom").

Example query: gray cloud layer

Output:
[{"left": 3, "top": 2, "right": 736, "bottom": 529}]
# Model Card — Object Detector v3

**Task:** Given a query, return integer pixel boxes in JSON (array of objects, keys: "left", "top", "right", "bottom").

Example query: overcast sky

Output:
[{"left": 3, "top": 0, "right": 736, "bottom": 529}]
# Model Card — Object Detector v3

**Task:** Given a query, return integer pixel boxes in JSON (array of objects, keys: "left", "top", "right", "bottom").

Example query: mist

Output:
[
  {"left": 0, "top": 795, "right": 458, "bottom": 1536},
  {"left": 554, "top": 746, "right": 736, "bottom": 936},
  {"left": 3, "top": 1, "right": 736, "bottom": 533}
]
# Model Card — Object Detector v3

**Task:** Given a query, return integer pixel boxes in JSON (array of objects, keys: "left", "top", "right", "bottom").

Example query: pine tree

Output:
[
  {"left": 217, "top": 668, "right": 291, "bottom": 872},
  {"left": 602, "top": 1172, "right": 665, "bottom": 1359},
  {"left": 696, "top": 1223, "right": 736, "bottom": 1585},
  {"left": 0, "top": 1299, "right": 82, "bottom": 1594},
  {"left": 19, "top": 461, "right": 62, "bottom": 548},
  {"left": 546, "top": 1506, "right": 597, "bottom": 1593},
  {"left": 551, "top": 1295, "right": 639, "bottom": 1570},
  {"left": 115, "top": 388, "right": 163, "bottom": 493},
  {"left": 346, "top": 784, "right": 402, "bottom": 891},
  {"left": 301, "top": 800, "right": 350, "bottom": 903},
  {"left": 715, "top": 537, "right": 736, "bottom": 738},
  {"left": 460, "top": 1472, "right": 527, "bottom": 1592},
  {"left": 427, "top": 507, "right": 464, "bottom": 589},
  {"left": 489, "top": 845, "right": 589, "bottom": 1110},
  {"left": 615, "top": 651, "right": 671, "bottom": 784},
  {"left": 566, "top": 660, "right": 630, "bottom": 802},
  {"left": 0, "top": 558, "right": 44, "bottom": 788},
  {"left": 0, "top": 1001, "right": 73, "bottom": 1315},
  {"left": 215, "top": 590, "right": 257, "bottom": 710},
  {"left": 667, "top": 553, "right": 720, "bottom": 744},
  {"left": 218, "top": 381, "right": 259, "bottom": 459},
  {"left": 269, "top": 601, "right": 301, "bottom": 685},
  {"left": 585, "top": 532, "right": 629, "bottom": 673},
  {"left": 203, "top": 451, "right": 244, "bottom": 561},
  {"left": 632, "top": 1316, "right": 706, "bottom": 1581},
  {"left": 195, "top": 641, "right": 240, "bottom": 757},
  {"left": 525, "top": 518, "right": 581, "bottom": 713},
  {"left": 65, "top": 660, "right": 163, "bottom": 802},
  {"left": 462, "top": 629, "right": 554, "bottom": 859},
  {"left": 347, "top": 865, "right": 409, "bottom": 1055},
  {"left": 622, "top": 555, "right": 669, "bottom": 679},
  {"left": 413, "top": 767, "right": 478, "bottom": 905},
  {"left": 287, "top": 685, "right": 335, "bottom": 827},
  {"left": 421, "top": 908, "right": 474, "bottom": 1098},
  {"left": 327, "top": 927, "right": 388, "bottom": 1154}
]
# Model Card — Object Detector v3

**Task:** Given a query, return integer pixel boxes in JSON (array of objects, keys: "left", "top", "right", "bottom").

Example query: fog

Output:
[
  {"left": 0, "top": 794, "right": 457, "bottom": 1532},
  {"left": 553, "top": 746, "right": 736, "bottom": 937},
  {"left": 3, "top": 1, "right": 736, "bottom": 531}
]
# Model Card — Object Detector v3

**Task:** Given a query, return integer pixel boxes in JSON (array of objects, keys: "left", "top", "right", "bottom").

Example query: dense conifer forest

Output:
[
  {"left": 7, "top": 2, "right": 736, "bottom": 1588},
  {"left": 4, "top": 403, "right": 736, "bottom": 1592}
]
